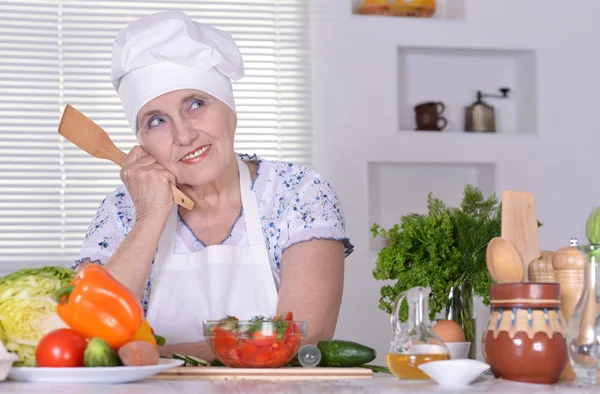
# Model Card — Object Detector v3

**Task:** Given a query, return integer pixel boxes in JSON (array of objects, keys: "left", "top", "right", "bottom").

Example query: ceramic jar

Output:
[{"left": 482, "top": 283, "right": 568, "bottom": 384}]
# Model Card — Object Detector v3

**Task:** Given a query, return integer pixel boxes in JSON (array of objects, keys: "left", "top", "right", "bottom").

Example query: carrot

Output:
[{"left": 118, "top": 340, "right": 159, "bottom": 366}]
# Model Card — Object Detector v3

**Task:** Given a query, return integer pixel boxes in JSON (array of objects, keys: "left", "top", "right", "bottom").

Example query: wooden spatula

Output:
[
  {"left": 501, "top": 190, "right": 540, "bottom": 282},
  {"left": 58, "top": 104, "right": 194, "bottom": 210}
]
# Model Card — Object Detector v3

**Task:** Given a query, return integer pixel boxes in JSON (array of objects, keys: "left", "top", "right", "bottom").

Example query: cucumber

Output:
[
  {"left": 153, "top": 334, "right": 166, "bottom": 346},
  {"left": 210, "top": 358, "right": 225, "bottom": 366},
  {"left": 317, "top": 340, "right": 376, "bottom": 367},
  {"left": 170, "top": 353, "right": 210, "bottom": 367},
  {"left": 361, "top": 364, "right": 391, "bottom": 374},
  {"left": 183, "top": 356, "right": 198, "bottom": 366},
  {"left": 186, "top": 356, "right": 209, "bottom": 366},
  {"left": 172, "top": 353, "right": 188, "bottom": 365}
]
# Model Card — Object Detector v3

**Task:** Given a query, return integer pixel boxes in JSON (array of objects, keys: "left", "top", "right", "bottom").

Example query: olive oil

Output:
[
  {"left": 386, "top": 353, "right": 450, "bottom": 380},
  {"left": 387, "top": 287, "right": 451, "bottom": 380}
]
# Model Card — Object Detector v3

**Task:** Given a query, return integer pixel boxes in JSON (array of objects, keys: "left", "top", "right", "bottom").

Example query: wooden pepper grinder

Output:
[
  {"left": 528, "top": 250, "right": 556, "bottom": 283},
  {"left": 553, "top": 238, "right": 585, "bottom": 382}
]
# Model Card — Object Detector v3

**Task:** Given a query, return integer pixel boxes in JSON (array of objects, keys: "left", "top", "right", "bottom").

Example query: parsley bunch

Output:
[{"left": 371, "top": 184, "right": 508, "bottom": 322}]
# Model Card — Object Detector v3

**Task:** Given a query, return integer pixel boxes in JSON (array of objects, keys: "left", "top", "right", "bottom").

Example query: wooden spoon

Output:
[
  {"left": 486, "top": 237, "right": 524, "bottom": 283},
  {"left": 58, "top": 104, "right": 194, "bottom": 210}
]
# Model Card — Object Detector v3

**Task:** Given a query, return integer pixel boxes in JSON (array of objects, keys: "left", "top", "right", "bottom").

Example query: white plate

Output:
[{"left": 7, "top": 358, "right": 184, "bottom": 384}]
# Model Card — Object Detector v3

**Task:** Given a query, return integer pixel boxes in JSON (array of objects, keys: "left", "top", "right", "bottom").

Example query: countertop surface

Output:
[{"left": 1, "top": 374, "right": 598, "bottom": 393}]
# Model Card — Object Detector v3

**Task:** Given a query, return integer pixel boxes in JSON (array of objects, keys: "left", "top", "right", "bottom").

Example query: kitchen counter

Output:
[{"left": 0, "top": 375, "right": 597, "bottom": 393}]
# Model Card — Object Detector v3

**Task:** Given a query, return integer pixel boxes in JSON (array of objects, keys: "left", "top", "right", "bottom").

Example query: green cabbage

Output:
[{"left": 0, "top": 266, "right": 75, "bottom": 366}]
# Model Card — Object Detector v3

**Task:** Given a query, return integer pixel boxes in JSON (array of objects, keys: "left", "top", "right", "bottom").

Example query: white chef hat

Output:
[{"left": 111, "top": 10, "right": 245, "bottom": 133}]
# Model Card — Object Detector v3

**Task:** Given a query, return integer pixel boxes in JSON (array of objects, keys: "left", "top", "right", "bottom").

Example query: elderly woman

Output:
[{"left": 72, "top": 10, "right": 353, "bottom": 360}]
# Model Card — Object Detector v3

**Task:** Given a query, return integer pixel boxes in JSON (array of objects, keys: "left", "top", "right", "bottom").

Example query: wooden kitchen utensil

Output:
[
  {"left": 553, "top": 238, "right": 585, "bottom": 382},
  {"left": 528, "top": 250, "right": 556, "bottom": 283},
  {"left": 486, "top": 237, "right": 523, "bottom": 283},
  {"left": 151, "top": 366, "right": 373, "bottom": 381},
  {"left": 58, "top": 104, "right": 194, "bottom": 210},
  {"left": 501, "top": 190, "right": 541, "bottom": 282}
]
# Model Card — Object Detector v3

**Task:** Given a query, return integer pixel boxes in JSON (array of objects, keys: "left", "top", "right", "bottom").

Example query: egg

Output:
[{"left": 432, "top": 320, "right": 466, "bottom": 343}]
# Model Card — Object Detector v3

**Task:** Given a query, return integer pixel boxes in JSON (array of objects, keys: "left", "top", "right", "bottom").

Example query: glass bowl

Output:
[{"left": 203, "top": 317, "right": 307, "bottom": 368}]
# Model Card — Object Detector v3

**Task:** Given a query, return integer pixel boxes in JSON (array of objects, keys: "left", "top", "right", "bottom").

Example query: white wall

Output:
[{"left": 309, "top": 0, "right": 600, "bottom": 365}]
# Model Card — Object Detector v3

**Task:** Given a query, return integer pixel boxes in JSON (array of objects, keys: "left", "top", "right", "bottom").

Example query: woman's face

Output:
[{"left": 135, "top": 89, "right": 237, "bottom": 186}]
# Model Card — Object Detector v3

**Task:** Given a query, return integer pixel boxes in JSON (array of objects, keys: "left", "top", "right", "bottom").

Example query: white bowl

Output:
[
  {"left": 418, "top": 359, "right": 490, "bottom": 389},
  {"left": 445, "top": 342, "right": 471, "bottom": 359},
  {"left": 0, "top": 352, "right": 18, "bottom": 381}
]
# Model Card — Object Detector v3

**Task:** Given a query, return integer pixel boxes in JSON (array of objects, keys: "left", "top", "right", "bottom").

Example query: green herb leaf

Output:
[
  {"left": 269, "top": 316, "right": 289, "bottom": 341},
  {"left": 276, "top": 321, "right": 289, "bottom": 341},
  {"left": 248, "top": 315, "right": 268, "bottom": 334},
  {"left": 218, "top": 315, "right": 239, "bottom": 331},
  {"left": 371, "top": 184, "right": 542, "bottom": 322}
]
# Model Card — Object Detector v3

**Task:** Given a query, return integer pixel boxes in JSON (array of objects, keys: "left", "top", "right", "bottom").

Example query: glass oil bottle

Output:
[{"left": 387, "top": 286, "right": 450, "bottom": 380}]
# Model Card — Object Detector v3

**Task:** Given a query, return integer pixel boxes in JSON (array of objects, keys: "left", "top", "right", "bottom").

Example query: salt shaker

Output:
[
  {"left": 528, "top": 250, "right": 556, "bottom": 283},
  {"left": 297, "top": 345, "right": 321, "bottom": 368},
  {"left": 553, "top": 238, "right": 586, "bottom": 381}
]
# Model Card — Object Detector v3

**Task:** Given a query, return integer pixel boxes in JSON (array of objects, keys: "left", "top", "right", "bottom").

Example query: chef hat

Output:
[{"left": 111, "top": 10, "right": 245, "bottom": 133}]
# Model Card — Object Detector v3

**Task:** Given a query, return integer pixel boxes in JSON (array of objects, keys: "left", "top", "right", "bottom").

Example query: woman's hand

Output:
[{"left": 120, "top": 146, "right": 175, "bottom": 222}]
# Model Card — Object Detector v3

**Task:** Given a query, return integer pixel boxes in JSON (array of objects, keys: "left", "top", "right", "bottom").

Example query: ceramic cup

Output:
[
  {"left": 446, "top": 342, "right": 471, "bottom": 359},
  {"left": 414, "top": 101, "right": 447, "bottom": 131}
]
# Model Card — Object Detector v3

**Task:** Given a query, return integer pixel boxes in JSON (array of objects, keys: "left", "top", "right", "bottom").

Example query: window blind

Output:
[{"left": 0, "top": 0, "right": 313, "bottom": 272}]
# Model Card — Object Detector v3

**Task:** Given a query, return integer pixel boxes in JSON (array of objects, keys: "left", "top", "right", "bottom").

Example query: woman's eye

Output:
[
  {"left": 190, "top": 99, "right": 205, "bottom": 110},
  {"left": 148, "top": 117, "right": 163, "bottom": 128}
]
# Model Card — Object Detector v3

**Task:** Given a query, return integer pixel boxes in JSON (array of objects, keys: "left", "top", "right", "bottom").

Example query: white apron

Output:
[{"left": 145, "top": 158, "right": 279, "bottom": 344}]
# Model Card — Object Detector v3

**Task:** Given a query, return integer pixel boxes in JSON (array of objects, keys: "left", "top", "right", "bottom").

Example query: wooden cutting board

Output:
[
  {"left": 150, "top": 366, "right": 373, "bottom": 381},
  {"left": 501, "top": 190, "right": 541, "bottom": 282}
]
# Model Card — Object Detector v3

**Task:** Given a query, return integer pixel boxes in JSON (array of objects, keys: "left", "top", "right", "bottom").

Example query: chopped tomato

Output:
[
  {"left": 209, "top": 311, "right": 302, "bottom": 368},
  {"left": 237, "top": 341, "right": 258, "bottom": 362},
  {"left": 216, "top": 347, "right": 241, "bottom": 366},
  {"left": 270, "top": 346, "right": 291, "bottom": 365},
  {"left": 214, "top": 327, "right": 237, "bottom": 348},
  {"left": 253, "top": 344, "right": 273, "bottom": 366},
  {"left": 250, "top": 332, "right": 278, "bottom": 347},
  {"left": 288, "top": 334, "right": 301, "bottom": 350}
]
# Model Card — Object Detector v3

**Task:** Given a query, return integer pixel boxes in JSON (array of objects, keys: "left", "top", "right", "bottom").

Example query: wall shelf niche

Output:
[
  {"left": 397, "top": 46, "right": 537, "bottom": 135},
  {"left": 368, "top": 161, "right": 496, "bottom": 251}
]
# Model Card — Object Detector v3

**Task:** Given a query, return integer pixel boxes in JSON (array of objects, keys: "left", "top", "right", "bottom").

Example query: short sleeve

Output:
[
  {"left": 282, "top": 174, "right": 354, "bottom": 257},
  {"left": 70, "top": 194, "right": 128, "bottom": 270}
]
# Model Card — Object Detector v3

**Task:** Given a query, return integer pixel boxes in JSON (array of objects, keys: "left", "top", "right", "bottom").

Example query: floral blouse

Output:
[{"left": 71, "top": 154, "right": 354, "bottom": 315}]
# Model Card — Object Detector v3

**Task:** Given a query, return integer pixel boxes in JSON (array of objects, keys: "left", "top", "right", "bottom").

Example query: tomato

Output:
[
  {"left": 249, "top": 332, "right": 277, "bottom": 347},
  {"left": 219, "top": 347, "right": 241, "bottom": 366},
  {"left": 253, "top": 344, "right": 272, "bottom": 366},
  {"left": 237, "top": 341, "right": 258, "bottom": 362},
  {"left": 213, "top": 327, "right": 237, "bottom": 349},
  {"left": 35, "top": 328, "right": 88, "bottom": 368},
  {"left": 210, "top": 312, "right": 302, "bottom": 367},
  {"left": 270, "top": 345, "right": 291, "bottom": 366}
]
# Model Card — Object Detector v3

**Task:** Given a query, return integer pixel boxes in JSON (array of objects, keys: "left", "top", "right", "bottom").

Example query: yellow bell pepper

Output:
[{"left": 133, "top": 320, "right": 157, "bottom": 347}]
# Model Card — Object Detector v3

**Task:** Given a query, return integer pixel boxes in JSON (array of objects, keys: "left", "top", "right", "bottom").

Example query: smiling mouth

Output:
[{"left": 180, "top": 144, "right": 211, "bottom": 161}]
